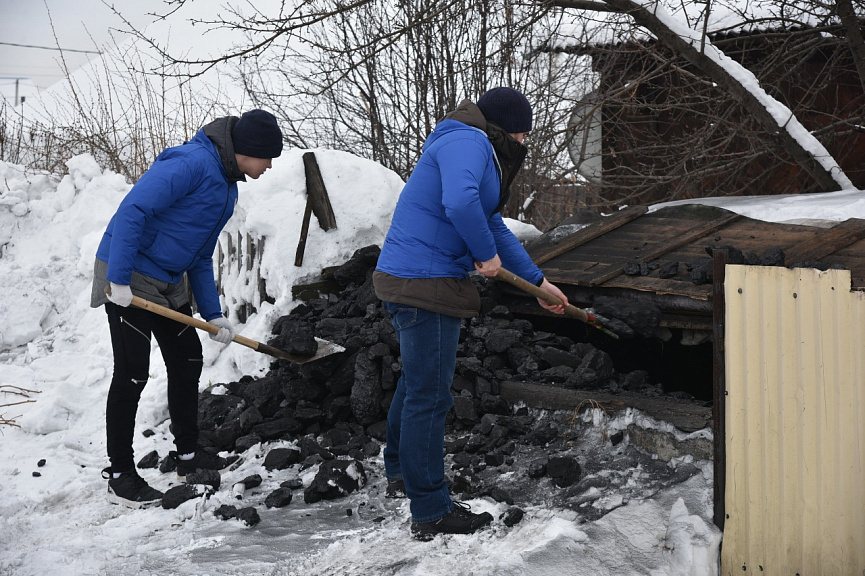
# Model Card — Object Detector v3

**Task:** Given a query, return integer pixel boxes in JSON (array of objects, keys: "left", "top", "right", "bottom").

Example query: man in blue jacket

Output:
[
  {"left": 90, "top": 109, "right": 283, "bottom": 508},
  {"left": 374, "top": 87, "right": 569, "bottom": 539}
]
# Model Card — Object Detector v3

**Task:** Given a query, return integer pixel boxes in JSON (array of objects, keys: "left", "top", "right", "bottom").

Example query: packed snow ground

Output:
[{"left": 0, "top": 151, "right": 733, "bottom": 575}]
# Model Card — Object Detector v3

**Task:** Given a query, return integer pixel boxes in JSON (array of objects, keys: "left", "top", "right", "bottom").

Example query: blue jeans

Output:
[{"left": 382, "top": 301, "right": 462, "bottom": 523}]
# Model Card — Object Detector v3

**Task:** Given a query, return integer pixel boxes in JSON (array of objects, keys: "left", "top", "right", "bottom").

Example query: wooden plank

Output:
[
  {"left": 784, "top": 218, "right": 865, "bottom": 264},
  {"left": 498, "top": 380, "right": 712, "bottom": 433},
  {"left": 530, "top": 205, "right": 648, "bottom": 265},
  {"left": 302, "top": 152, "right": 338, "bottom": 231},
  {"left": 600, "top": 275, "right": 714, "bottom": 300},
  {"left": 294, "top": 198, "right": 314, "bottom": 267},
  {"left": 586, "top": 211, "right": 742, "bottom": 286}
]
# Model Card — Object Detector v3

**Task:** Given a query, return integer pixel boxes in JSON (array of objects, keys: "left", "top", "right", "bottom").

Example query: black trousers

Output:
[{"left": 105, "top": 302, "right": 203, "bottom": 472}]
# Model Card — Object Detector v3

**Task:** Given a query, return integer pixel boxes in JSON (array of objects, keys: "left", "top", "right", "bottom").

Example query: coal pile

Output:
[
  {"left": 190, "top": 245, "right": 699, "bottom": 518},
  {"left": 623, "top": 244, "right": 847, "bottom": 286}
]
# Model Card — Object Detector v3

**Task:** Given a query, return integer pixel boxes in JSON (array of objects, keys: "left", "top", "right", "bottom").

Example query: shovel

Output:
[
  {"left": 494, "top": 267, "right": 630, "bottom": 339},
  {"left": 115, "top": 291, "right": 344, "bottom": 363}
]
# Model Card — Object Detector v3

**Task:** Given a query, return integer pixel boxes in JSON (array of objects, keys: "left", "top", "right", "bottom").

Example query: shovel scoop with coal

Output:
[
  {"left": 495, "top": 268, "right": 661, "bottom": 339},
  {"left": 107, "top": 288, "right": 343, "bottom": 363}
]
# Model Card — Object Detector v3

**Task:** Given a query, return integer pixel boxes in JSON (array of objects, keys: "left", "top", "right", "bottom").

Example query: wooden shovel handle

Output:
[
  {"left": 495, "top": 267, "right": 589, "bottom": 322},
  {"left": 125, "top": 296, "right": 256, "bottom": 350},
  {"left": 123, "top": 294, "right": 346, "bottom": 362}
]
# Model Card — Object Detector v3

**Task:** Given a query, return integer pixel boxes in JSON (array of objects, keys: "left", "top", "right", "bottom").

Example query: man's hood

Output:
[
  {"left": 201, "top": 116, "right": 246, "bottom": 183},
  {"left": 426, "top": 100, "right": 488, "bottom": 146}
]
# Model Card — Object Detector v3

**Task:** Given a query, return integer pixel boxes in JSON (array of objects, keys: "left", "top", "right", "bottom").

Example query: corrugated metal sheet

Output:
[{"left": 723, "top": 265, "right": 865, "bottom": 575}]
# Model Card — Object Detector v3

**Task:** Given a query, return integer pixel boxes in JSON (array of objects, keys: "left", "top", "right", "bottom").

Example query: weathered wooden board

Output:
[{"left": 499, "top": 380, "right": 712, "bottom": 433}]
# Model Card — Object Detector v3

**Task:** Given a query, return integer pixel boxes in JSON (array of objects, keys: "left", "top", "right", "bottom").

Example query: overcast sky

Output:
[{"left": 0, "top": 0, "right": 158, "bottom": 104}]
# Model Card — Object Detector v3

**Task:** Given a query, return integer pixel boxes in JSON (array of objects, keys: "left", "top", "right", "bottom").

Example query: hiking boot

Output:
[
  {"left": 169, "top": 449, "right": 241, "bottom": 479},
  {"left": 410, "top": 501, "right": 493, "bottom": 541},
  {"left": 385, "top": 477, "right": 406, "bottom": 499},
  {"left": 102, "top": 467, "right": 163, "bottom": 509}
]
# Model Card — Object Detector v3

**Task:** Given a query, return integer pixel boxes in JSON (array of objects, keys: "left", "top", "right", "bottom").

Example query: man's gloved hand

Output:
[
  {"left": 208, "top": 317, "right": 235, "bottom": 345},
  {"left": 107, "top": 282, "right": 134, "bottom": 307}
]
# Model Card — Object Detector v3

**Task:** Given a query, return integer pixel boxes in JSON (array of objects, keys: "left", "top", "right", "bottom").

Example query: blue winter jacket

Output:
[
  {"left": 95, "top": 128, "right": 237, "bottom": 321},
  {"left": 376, "top": 116, "right": 543, "bottom": 285}
]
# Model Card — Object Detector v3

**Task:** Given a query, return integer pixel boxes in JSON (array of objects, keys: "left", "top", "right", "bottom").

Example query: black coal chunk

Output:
[
  {"left": 236, "top": 507, "right": 261, "bottom": 527},
  {"left": 263, "top": 447, "right": 302, "bottom": 471},
  {"left": 265, "top": 487, "right": 294, "bottom": 508},
  {"left": 214, "top": 504, "right": 238, "bottom": 520},
  {"left": 137, "top": 450, "right": 159, "bottom": 469},
  {"left": 303, "top": 459, "right": 367, "bottom": 503},
  {"left": 501, "top": 507, "right": 525, "bottom": 527},
  {"left": 547, "top": 456, "right": 582, "bottom": 487},
  {"left": 162, "top": 484, "right": 212, "bottom": 509}
]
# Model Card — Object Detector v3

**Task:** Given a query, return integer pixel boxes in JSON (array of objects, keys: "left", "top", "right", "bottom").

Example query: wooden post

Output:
[
  {"left": 295, "top": 152, "right": 338, "bottom": 266},
  {"left": 712, "top": 249, "right": 728, "bottom": 530},
  {"left": 295, "top": 199, "right": 314, "bottom": 267}
]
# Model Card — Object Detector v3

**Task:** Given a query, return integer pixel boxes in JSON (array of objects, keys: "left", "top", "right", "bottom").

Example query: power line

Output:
[{"left": 0, "top": 41, "right": 100, "bottom": 55}]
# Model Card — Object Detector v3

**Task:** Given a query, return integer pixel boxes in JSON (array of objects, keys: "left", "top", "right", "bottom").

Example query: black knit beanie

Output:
[
  {"left": 477, "top": 87, "right": 533, "bottom": 134},
  {"left": 232, "top": 109, "right": 284, "bottom": 158}
]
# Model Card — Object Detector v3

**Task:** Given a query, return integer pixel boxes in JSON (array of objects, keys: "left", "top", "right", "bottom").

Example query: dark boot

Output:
[
  {"left": 410, "top": 501, "right": 493, "bottom": 541},
  {"left": 102, "top": 467, "right": 163, "bottom": 509}
]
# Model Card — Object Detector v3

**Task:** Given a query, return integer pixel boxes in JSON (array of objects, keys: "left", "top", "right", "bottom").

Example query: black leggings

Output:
[{"left": 105, "top": 302, "right": 203, "bottom": 472}]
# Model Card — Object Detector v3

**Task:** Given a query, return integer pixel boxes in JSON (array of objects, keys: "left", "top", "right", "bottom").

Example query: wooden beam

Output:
[
  {"left": 712, "top": 249, "right": 728, "bottom": 531},
  {"left": 530, "top": 205, "right": 648, "bottom": 265},
  {"left": 499, "top": 380, "right": 711, "bottom": 433},
  {"left": 586, "top": 211, "right": 741, "bottom": 285},
  {"left": 784, "top": 218, "right": 865, "bottom": 264},
  {"left": 302, "top": 152, "right": 337, "bottom": 231}
]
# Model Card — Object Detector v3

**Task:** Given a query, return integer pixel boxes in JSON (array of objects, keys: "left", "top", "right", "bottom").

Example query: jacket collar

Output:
[{"left": 202, "top": 116, "right": 246, "bottom": 183}]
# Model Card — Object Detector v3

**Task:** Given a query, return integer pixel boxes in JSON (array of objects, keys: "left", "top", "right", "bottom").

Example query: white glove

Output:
[
  {"left": 208, "top": 317, "right": 235, "bottom": 345},
  {"left": 107, "top": 282, "right": 133, "bottom": 307}
]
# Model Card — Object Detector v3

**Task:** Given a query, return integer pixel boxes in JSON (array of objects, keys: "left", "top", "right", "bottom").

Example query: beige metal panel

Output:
[{"left": 722, "top": 265, "right": 865, "bottom": 575}]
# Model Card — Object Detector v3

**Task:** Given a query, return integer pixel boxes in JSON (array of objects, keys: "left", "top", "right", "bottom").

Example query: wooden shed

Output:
[{"left": 496, "top": 202, "right": 865, "bottom": 539}]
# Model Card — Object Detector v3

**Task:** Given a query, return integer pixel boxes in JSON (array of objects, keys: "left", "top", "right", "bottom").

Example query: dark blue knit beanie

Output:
[
  {"left": 232, "top": 109, "right": 283, "bottom": 158},
  {"left": 477, "top": 87, "right": 533, "bottom": 133}
]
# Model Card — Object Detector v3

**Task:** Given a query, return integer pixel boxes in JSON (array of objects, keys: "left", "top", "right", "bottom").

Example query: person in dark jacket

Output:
[
  {"left": 373, "top": 87, "right": 569, "bottom": 539},
  {"left": 90, "top": 109, "right": 283, "bottom": 508}
]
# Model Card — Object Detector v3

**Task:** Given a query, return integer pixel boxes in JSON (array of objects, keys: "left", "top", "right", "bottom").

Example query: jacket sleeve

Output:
[
  {"left": 489, "top": 213, "right": 544, "bottom": 285},
  {"left": 105, "top": 156, "right": 197, "bottom": 285},
  {"left": 435, "top": 137, "right": 498, "bottom": 263},
  {"left": 187, "top": 254, "right": 222, "bottom": 321}
]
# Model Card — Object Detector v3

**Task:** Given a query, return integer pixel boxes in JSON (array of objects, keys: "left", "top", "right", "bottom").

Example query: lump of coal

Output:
[
  {"left": 281, "top": 477, "right": 304, "bottom": 490},
  {"left": 760, "top": 247, "right": 785, "bottom": 267},
  {"left": 332, "top": 245, "right": 381, "bottom": 287},
  {"left": 137, "top": 450, "right": 159, "bottom": 469},
  {"left": 547, "top": 456, "right": 582, "bottom": 487},
  {"left": 501, "top": 507, "right": 525, "bottom": 527},
  {"left": 214, "top": 504, "right": 238, "bottom": 520},
  {"left": 704, "top": 245, "right": 744, "bottom": 264},
  {"left": 264, "top": 447, "right": 302, "bottom": 471},
  {"left": 591, "top": 296, "right": 661, "bottom": 338},
  {"left": 303, "top": 459, "right": 367, "bottom": 504},
  {"left": 489, "top": 487, "right": 514, "bottom": 505},
  {"left": 236, "top": 506, "right": 261, "bottom": 527},
  {"left": 264, "top": 487, "right": 294, "bottom": 508},
  {"left": 658, "top": 261, "right": 679, "bottom": 279},
  {"left": 689, "top": 260, "right": 713, "bottom": 285},
  {"left": 286, "top": 331, "right": 318, "bottom": 357},
  {"left": 162, "top": 484, "right": 212, "bottom": 509}
]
